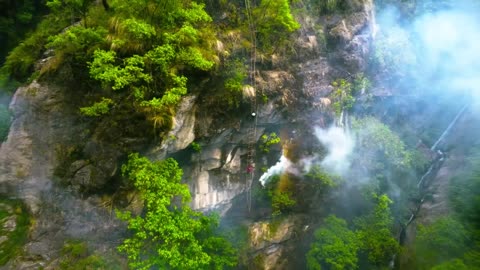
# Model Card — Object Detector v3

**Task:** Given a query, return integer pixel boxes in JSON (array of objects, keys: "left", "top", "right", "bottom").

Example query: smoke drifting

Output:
[
  {"left": 259, "top": 0, "right": 480, "bottom": 190},
  {"left": 377, "top": 2, "right": 480, "bottom": 103},
  {"left": 258, "top": 125, "right": 354, "bottom": 186},
  {"left": 259, "top": 155, "right": 292, "bottom": 186},
  {"left": 314, "top": 126, "right": 354, "bottom": 175}
]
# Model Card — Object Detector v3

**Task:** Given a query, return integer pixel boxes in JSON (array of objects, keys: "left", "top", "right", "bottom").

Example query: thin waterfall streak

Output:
[
  {"left": 336, "top": 110, "right": 344, "bottom": 128},
  {"left": 431, "top": 104, "right": 468, "bottom": 151},
  {"left": 417, "top": 163, "right": 434, "bottom": 188}
]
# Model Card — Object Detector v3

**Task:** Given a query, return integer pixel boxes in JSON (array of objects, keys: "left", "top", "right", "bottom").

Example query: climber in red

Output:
[{"left": 246, "top": 164, "right": 254, "bottom": 173}]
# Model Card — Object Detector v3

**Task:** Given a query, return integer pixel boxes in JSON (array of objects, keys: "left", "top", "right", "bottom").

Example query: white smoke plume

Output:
[
  {"left": 314, "top": 126, "right": 355, "bottom": 175},
  {"left": 258, "top": 126, "right": 354, "bottom": 186},
  {"left": 259, "top": 155, "right": 292, "bottom": 186}
]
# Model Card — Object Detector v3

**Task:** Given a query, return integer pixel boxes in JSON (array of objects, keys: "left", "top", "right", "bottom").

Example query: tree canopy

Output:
[
  {"left": 307, "top": 215, "right": 359, "bottom": 270},
  {"left": 117, "top": 153, "right": 237, "bottom": 270},
  {"left": 355, "top": 194, "right": 399, "bottom": 266}
]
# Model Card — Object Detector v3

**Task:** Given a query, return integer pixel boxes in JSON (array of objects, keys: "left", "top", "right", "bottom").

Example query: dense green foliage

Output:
[
  {"left": 355, "top": 194, "right": 399, "bottom": 266},
  {"left": 414, "top": 217, "right": 469, "bottom": 269},
  {"left": 253, "top": 0, "right": 300, "bottom": 54},
  {"left": 0, "top": 1, "right": 301, "bottom": 267},
  {"left": 74, "top": 0, "right": 217, "bottom": 131},
  {"left": 307, "top": 215, "right": 359, "bottom": 270},
  {"left": 0, "top": 0, "right": 300, "bottom": 135},
  {"left": 117, "top": 153, "right": 236, "bottom": 270},
  {"left": 350, "top": 116, "right": 417, "bottom": 219},
  {"left": 221, "top": 59, "right": 247, "bottom": 108},
  {"left": 307, "top": 194, "right": 399, "bottom": 269},
  {"left": 329, "top": 75, "right": 371, "bottom": 116}
]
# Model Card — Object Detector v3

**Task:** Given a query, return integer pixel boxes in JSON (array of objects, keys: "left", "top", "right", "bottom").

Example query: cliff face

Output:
[
  {"left": 0, "top": 79, "right": 125, "bottom": 269},
  {"left": 0, "top": 0, "right": 375, "bottom": 268},
  {"left": 164, "top": 0, "right": 376, "bottom": 214}
]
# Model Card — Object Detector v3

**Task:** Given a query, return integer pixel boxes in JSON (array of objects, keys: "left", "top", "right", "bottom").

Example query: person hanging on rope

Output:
[{"left": 246, "top": 164, "right": 254, "bottom": 173}]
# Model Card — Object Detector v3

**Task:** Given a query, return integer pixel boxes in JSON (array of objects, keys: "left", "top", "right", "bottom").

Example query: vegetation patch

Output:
[
  {"left": 59, "top": 239, "right": 124, "bottom": 270},
  {"left": 307, "top": 194, "right": 399, "bottom": 269},
  {"left": 0, "top": 198, "right": 30, "bottom": 266},
  {"left": 117, "top": 153, "right": 237, "bottom": 269},
  {"left": 263, "top": 173, "right": 297, "bottom": 216},
  {"left": 260, "top": 132, "right": 281, "bottom": 153}
]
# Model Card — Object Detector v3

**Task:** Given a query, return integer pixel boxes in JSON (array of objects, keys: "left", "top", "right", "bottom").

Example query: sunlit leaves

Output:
[
  {"left": 83, "top": 0, "right": 217, "bottom": 130},
  {"left": 178, "top": 2, "right": 212, "bottom": 24},
  {"left": 80, "top": 97, "right": 114, "bottom": 116},
  {"left": 122, "top": 18, "right": 156, "bottom": 40},
  {"left": 255, "top": 0, "right": 300, "bottom": 33},
  {"left": 46, "top": 25, "right": 107, "bottom": 57},
  {"left": 253, "top": 0, "right": 300, "bottom": 53},
  {"left": 145, "top": 44, "right": 175, "bottom": 73},
  {"left": 117, "top": 154, "right": 237, "bottom": 270},
  {"left": 89, "top": 50, "right": 152, "bottom": 90},
  {"left": 177, "top": 47, "right": 214, "bottom": 70}
]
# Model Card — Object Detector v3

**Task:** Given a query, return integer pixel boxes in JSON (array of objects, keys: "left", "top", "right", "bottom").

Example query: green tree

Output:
[
  {"left": 415, "top": 217, "right": 469, "bottom": 269},
  {"left": 81, "top": 1, "right": 216, "bottom": 129},
  {"left": 260, "top": 132, "right": 281, "bottom": 153},
  {"left": 330, "top": 79, "right": 355, "bottom": 116},
  {"left": 45, "top": 24, "right": 107, "bottom": 68},
  {"left": 307, "top": 215, "right": 359, "bottom": 270},
  {"left": 352, "top": 117, "right": 412, "bottom": 169},
  {"left": 253, "top": 0, "right": 300, "bottom": 54},
  {"left": 355, "top": 194, "right": 399, "bottom": 266},
  {"left": 117, "top": 153, "right": 236, "bottom": 270}
]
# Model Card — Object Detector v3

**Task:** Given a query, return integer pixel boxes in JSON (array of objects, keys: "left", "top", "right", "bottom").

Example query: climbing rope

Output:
[{"left": 244, "top": 0, "right": 258, "bottom": 212}]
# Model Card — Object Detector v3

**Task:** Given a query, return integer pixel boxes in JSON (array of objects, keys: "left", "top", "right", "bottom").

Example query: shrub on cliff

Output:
[{"left": 117, "top": 153, "right": 237, "bottom": 270}]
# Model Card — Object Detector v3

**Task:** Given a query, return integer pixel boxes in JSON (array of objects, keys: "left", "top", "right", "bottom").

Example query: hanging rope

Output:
[{"left": 244, "top": 0, "right": 258, "bottom": 212}]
